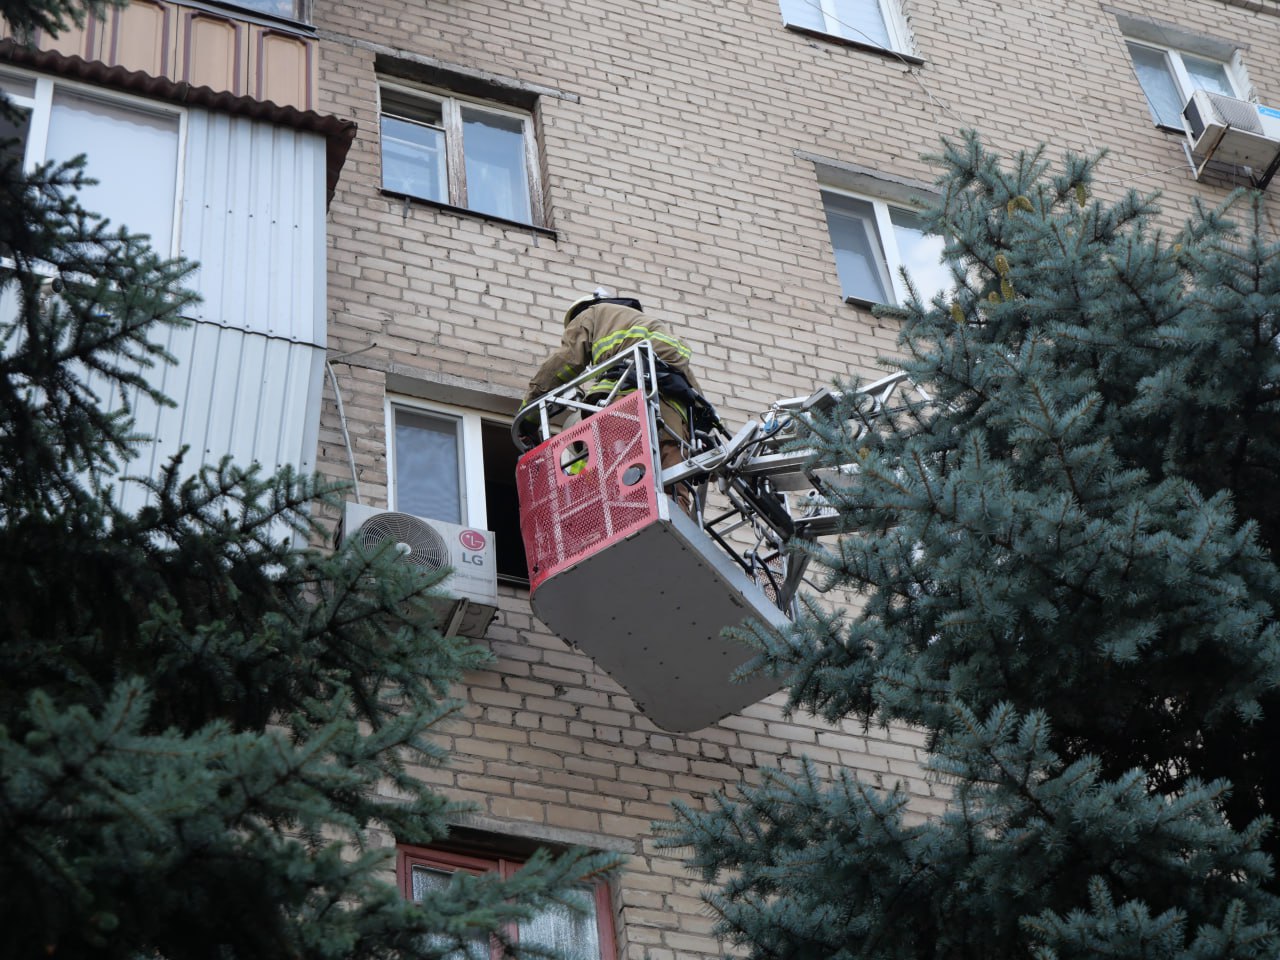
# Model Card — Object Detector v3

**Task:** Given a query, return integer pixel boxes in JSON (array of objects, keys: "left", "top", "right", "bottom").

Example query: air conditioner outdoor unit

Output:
[
  {"left": 338, "top": 502, "right": 499, "bottom": 639},
  {"left": 1183, "top": 89, "right": 1280, "bottom": 169}
]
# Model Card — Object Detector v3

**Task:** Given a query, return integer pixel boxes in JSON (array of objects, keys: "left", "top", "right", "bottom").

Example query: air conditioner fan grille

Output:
[
  {"left": 357, "top": 512, "right": 449, "bottom": 569},
  {"left": 1205, "top": 91, "right": 1263, "bottom": 134}
]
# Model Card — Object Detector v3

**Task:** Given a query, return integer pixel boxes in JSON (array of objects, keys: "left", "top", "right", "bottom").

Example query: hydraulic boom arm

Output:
[{"left": 514, "top": 342, "right": 928, "bottom": 617}]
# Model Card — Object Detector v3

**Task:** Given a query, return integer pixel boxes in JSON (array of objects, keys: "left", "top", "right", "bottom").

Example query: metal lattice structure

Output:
[{"left": 514, "top": 342, "right": 928, "bottom": 617}]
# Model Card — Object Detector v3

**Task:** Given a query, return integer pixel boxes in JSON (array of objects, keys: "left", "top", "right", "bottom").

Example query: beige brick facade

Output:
[{"left": 310, "top": 0, "right": 1280, "bottom": 957}]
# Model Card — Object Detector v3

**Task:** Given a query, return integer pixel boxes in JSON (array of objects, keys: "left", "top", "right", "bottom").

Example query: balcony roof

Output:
[{"left": 0, "top": 38, "right": 356, "bottom": 204}]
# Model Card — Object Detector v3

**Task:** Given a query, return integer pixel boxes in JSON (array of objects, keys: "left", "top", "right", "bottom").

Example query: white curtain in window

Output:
[
  {"left": 831, "top": 0, "right": 891, "bottom": 47},
  {"left": 1125, "top": 43, "right": 1185, "bottom": 127},
  {"left": 411, "top": 867, "right": 489, "bottom": 960},
  {"left": 518, "top": 897, "right": 602, "bottom": 960},
  {"left": 823, "top": 193, "right": 891, "bottom": 303},
  {"left": 395, "top": 409, "right": 464, "bottom": 524},
  {"left": 780, "top": 0, "right": 890, "bottom": 46},
  {"left": 46, "top": 91, "right": 179, "bottom": 255},
  {"left": 1182, "top": 54, "right": 1234, "bottom": 98},
  {"left": 779, "top": 0, "right": 826, "bottom": 32}
]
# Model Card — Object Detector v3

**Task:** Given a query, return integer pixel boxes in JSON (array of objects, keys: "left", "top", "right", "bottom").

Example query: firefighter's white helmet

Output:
[
  {"left": 563, "top": 287, "right": 615, "bottom": 326},
  {"left": 563, "top": 295, "right": 597, "bottom": 327}
]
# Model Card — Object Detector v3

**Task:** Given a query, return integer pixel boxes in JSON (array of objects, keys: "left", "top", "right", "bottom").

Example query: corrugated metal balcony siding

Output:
[
  {"left": 0, "top": 107, "right": 328, "bottom": 513},
  {"left": 1, "top": 0, "right": 340, "bottom": 517},
  {"left": 182, "top": 109, "right": 326, "bottom": 345},
  {"left": 112, "top": 321, "right": 324, "bottom": 515},
  {"left": 114, "top": 109, "right": 327, "bottom": 512}
]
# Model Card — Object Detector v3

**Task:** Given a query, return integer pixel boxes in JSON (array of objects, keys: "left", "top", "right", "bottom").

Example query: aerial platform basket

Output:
[{"left": 516, "top": 390, "right": 786, "bottom": 733}]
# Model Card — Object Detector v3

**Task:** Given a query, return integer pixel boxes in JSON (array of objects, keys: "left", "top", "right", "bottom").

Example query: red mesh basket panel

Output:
[{"left": 517, "top": 392, "right": 660, "bottom": 593}]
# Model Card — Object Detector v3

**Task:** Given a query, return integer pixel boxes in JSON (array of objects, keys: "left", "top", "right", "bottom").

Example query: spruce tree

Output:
[
  {"left": 662, "top": 136, "right": 1280, "bottom": 958},
  {"left": 0, "top": 2, "right": 616, "bottom": 957}
]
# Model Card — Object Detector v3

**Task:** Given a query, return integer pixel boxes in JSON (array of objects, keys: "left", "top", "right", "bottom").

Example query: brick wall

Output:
[{"left": 312, "top": 0, "right": 1280, "bottom": 957}]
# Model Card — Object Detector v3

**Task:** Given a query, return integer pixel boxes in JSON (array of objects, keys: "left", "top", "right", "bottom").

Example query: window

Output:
[
  {"left": 1125, "top": 39, "right": 1245, "bottom": 129},
  {"left": 380, "top": 82, "right": 541, "bottom": 226},
  {"left": 0, "top": 68, "right": 182, "bottom": 255},
  {"left": 398, "top": 845, "right": 616, "bottom": 960},
  {"left": 0, "top": 75, "right": 33, "bottom": 172},
  {"left": 779, "top": 0, "right": 909, "bottom": 52},
  {"left": 388, "top": 399, "right": 528, "bottom": 583},
  {"left": 215, "top": 0, "right": 308, "bottom": 22},
  {"left": 820, "top": 189, "right": 948, "bottom": 305}
]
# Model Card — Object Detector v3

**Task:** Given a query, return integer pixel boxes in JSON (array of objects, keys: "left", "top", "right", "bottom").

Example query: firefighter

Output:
[{"left": 519, "top": 293, "right": 707, "bottom": 508}]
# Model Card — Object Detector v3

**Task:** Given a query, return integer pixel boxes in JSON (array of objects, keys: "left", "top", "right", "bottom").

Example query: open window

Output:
[
  {"left": 820, "top": 188, "right": 948, "bottom": 306},
  {"left": 387, "top": 399, "right": 527, "bottom": 585},
  {"left": 1125, "top": 40, "right": 1245, "bottom": 129}
]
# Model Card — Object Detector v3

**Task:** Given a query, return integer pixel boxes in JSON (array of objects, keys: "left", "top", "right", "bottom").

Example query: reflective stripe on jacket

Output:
[{"left": 523, "top": 302, "right": 702, "bottom": 407}]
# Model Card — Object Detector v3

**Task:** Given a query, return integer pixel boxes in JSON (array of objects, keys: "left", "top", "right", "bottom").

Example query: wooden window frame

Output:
[
  {"left": 378, "top": 80, "right": 544, "bottom": 227},
  {"left": 396, "top": 844, "right": 617, "bottom": 960},
  {"left": 780, "top": 0, "right": 912, "bottom": 54}
]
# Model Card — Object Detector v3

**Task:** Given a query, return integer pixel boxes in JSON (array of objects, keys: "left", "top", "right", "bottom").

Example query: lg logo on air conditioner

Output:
[{"left": 459, "top": 529, "right": 487, "bottom": 565}]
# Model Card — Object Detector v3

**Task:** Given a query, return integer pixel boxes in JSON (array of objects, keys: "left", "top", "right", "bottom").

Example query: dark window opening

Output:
[{"left": 482, "top": 419, "right": 528, "bottom": 585}]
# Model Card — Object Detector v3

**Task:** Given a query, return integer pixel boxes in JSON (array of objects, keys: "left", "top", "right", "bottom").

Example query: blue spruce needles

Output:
[{"left": 660, "top": 134, "right": 1280, "bottom": 959}]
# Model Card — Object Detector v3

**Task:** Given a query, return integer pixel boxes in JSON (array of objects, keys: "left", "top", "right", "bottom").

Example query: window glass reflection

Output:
[{"left": 462, "top": 107, "right": 531, "bottom": 224}]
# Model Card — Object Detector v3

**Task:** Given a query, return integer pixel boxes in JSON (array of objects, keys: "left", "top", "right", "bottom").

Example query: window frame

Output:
[
  {"left": 779, "top": 0, "right": 912, "bottom": 54},
  {"left": 206, "top": 0, "right": 312, "bottom": 26},
  {"left": 0, "top": 66, "right": 187, "bottom": 258},
  {"left": 386, "top": 397, "right": 487, "bottom": 530},
  {"left": 396, "top": 844, "right": 617, "bottom": 960},
  {"left": 1124, "top": 38, "right": 1247, "bottom": 130},
  {"left": 820, "top": 186, "right": 944, "bottom": 307},
  {"left": 385, "top": 396, "right": 529, "bottom": 585},
  {"left": 378, "top": 80, "right": 543, "bottom": 227}
]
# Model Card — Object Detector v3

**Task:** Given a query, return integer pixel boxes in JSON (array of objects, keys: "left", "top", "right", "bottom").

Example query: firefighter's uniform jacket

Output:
[
  {"left": 522, "top": 301, "right": 702, "bottom": 409},
  {"left": 523, "top": 301, "right": 702, "bottom": 496}
]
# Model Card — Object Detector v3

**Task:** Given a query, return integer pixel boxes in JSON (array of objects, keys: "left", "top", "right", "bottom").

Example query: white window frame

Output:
[
  {"left": 1124, "top": 38, "right": 1248, "bottom": 129},
  {"left": 378, "top": 80, "right": 543, "bottom": 226},
  {"left": 0, "top": 66, "right": 186, "bottom": 258},
  {"left": 386, "top": 396, "right": 532, "bottom": 585},
  {"left": 780, "top": 0, "right": 911, "bottom": 53},
  {"left": 386, "top": 397, "right": 492, "bottom": 529},
  {"left": 821, "top": 186, "right": 941, "bottom": 306}
]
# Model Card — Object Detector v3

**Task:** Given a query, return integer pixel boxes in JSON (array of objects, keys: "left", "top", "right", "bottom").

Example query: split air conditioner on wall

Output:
[
  {"left": 338, "top": 502, "right": 499, "bottom": 639},
  {"left": 1182, "top": 89, "right": 1280, "bottom": 170}
]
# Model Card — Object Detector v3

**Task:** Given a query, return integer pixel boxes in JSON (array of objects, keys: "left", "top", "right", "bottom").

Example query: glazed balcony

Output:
[{"left": 2, "top": 0, "right": 316, "bottom": 111}]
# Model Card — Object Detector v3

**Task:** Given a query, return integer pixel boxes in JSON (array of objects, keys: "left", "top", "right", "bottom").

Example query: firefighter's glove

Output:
[{"left": 516, "top": 406, "right": 541, "bottom": 446}]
